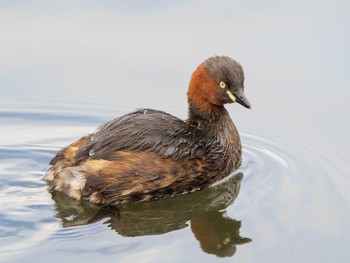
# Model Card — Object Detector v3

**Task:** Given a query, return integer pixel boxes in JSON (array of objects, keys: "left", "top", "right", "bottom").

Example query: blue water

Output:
[{"left": 1, "top": 100, "right": 349, "bottom": 262}]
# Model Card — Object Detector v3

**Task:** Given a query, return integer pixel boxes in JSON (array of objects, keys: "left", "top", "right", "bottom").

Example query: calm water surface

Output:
[{"left": 0, "top": 100, "right": 349, "bottom": 263}]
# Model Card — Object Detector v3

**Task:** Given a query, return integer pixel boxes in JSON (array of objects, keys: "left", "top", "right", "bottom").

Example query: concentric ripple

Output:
[{"left": 231, "top": 125, "right": 350, "bottom": 243}]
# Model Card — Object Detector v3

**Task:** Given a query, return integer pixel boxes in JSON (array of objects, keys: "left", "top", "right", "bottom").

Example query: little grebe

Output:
[{"left": 44, "top": 56, "right": 251, "bottom": 204}]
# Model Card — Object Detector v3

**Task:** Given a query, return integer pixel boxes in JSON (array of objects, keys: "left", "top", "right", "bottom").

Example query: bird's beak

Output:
[
  {"left": 226, "top": 89, "right": 251, "bottom": 109},
  {"left": 235, "top": 89, "right": 251, "bottom": 109}
]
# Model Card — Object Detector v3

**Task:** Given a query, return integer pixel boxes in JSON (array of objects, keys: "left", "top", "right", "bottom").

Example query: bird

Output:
[{"left": 44, "top": 56, "right": 251, "bottom": 205}]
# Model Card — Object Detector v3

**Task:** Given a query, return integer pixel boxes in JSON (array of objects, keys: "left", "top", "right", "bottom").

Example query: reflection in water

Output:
[
  {"left": 191, "top": 212, "right": 250, "bottom": 257},
  {"left": 51, "top": 173, "right": 251, "bottom": 257}
]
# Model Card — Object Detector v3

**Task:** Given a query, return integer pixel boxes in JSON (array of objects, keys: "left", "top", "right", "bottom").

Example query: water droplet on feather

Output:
[{"left": 89, "top": 149, "right": 95, "bottom": 156}]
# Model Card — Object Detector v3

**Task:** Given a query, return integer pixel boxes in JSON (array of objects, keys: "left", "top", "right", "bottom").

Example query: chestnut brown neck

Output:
[
  {"left": 187, "top": 65, "right": 232, "bottom": 133},
  {"left": 187, "top": 65, "right": 223, "bottom": 115}
]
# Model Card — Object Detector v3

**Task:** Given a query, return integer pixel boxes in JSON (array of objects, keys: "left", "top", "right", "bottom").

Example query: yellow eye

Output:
[{"left": 219, "top": 81, "right": 226, "bottom": 89}]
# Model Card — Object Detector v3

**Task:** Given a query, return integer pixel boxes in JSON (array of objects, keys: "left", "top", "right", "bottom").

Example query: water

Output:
[{"left": 1, "top": 100, "right": 349, "bottom": 263}]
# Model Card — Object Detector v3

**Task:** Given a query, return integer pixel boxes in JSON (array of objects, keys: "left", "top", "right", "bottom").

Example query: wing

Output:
[{"left": 75, "top": 109, "right": 218, "bottom": 162}]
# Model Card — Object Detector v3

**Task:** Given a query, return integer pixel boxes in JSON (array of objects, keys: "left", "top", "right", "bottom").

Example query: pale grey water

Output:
[{"left": 1, "top": 1, "right": 350, "bottom": 262}]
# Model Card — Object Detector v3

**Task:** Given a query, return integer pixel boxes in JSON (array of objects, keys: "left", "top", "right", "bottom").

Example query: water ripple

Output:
[
  {"left": 232, "top": 125, "right": 350, "bottom": 245},
  {"left": 0, "top": 146, "right": 58, "bottom": 262},
  {"left": 1, "top": 108, "right": 350, "bottom": 262}
]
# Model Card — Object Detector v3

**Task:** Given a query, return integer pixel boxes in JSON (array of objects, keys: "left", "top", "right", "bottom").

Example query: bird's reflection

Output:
[{"left": 51, "top": 173, "right": 251, "bottom": 257}]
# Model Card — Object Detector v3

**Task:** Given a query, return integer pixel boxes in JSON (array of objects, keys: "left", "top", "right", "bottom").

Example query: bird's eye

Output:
[{"left": 219, "top": 81, "right": 226, "bottom": 89}]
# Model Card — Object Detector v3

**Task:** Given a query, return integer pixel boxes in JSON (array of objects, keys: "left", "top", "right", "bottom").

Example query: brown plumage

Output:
[{"left": 44, "top": 56, "right": 251, "bottom": 204}]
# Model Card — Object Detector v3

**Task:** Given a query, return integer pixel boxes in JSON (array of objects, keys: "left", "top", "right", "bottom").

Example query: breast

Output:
[{"left": 195, "top": 110, "right": 242, "bottom": 177}]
